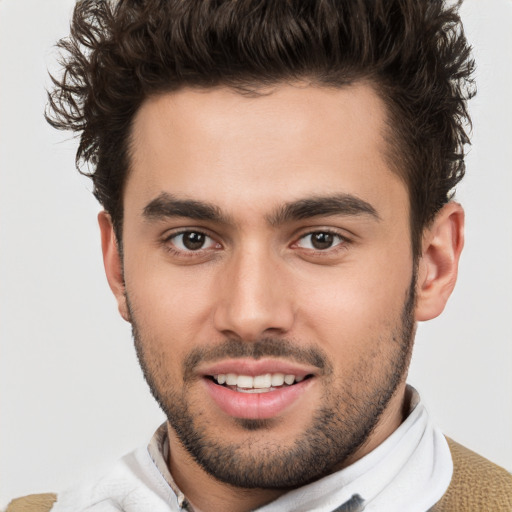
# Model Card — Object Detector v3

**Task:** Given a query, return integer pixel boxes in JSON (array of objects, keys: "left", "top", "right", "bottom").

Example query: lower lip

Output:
[{"left": 203, "top": 378, "right": 313, "bottom": 420}]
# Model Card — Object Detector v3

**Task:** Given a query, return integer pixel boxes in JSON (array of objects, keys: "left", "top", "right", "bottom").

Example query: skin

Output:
[{"left": 99, "top": 83, "right": 464, "bottom": 512}]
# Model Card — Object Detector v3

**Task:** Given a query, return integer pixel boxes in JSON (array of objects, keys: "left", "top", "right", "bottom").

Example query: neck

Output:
[{"left": 339, "top": 383, "right": 410, "bottom": 469}]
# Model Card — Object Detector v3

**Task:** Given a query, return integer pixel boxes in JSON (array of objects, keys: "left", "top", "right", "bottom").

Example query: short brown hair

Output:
[{"left": 46, "top": 0, "right": 475, "bottom": 257}]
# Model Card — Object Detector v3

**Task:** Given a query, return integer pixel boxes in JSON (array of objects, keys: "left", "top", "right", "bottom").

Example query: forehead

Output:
[{"left": 126, "top": 83, "right": 407, "bottom": 222}]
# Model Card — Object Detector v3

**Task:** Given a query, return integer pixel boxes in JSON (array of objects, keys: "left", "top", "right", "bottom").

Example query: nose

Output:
[{"left": 213, "top": 245, "right": 295, "bottom": 341}]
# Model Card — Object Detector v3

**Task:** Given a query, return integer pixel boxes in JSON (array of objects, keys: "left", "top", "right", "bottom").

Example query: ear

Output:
[
  {"left": 98, "top": 211, "right": 131, "bottom": 322},
  {"left": 415, "top": 202, "right": 465, "bottom": 321}
]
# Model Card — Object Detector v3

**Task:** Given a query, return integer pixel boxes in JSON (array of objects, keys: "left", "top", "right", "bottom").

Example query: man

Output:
[{"left": 5, "top": 0, "right": 511, "bottom": 511}]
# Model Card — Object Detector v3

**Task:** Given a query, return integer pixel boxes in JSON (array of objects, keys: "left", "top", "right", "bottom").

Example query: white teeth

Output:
[
  {"left": 226, "top": 373, "right": 238, "bottom": 385},
  {"left": 237, "top": 375, "right": 253, "bottom": 388},
  {"left": 253, "top": 374, "right": 272, "bottom": 388},
  {"left": 213, "top": 372, "right": 307, "bottom": 389},
  {"left": 284, "top": 374, "right": 295, "bottom": 385},
  {"left": 271, "top": 373, "right": 285, "bottom": 386}
]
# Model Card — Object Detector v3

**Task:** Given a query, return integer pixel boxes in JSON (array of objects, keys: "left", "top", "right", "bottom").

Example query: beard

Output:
[{"left": 128, "top": 275, "right": 416, "bottom": 490}]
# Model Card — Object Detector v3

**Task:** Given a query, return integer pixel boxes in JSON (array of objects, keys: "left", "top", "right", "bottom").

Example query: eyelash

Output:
[
  {"left": 162, "top": 229, "right": 220, "bottom": 257},
  {"left": 160, "top": 228, "right": 351, "bottom": 258},
  {"left": 294, "top": 229, "right": 350, "bottom": 254}
]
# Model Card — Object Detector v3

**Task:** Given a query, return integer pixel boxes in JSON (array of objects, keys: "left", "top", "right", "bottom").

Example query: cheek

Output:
[
  {"left": 296, "top": 257, "right": 413, "bottom": 354},
  {"left": 124, "top": 257, "right": 217, "bottom": 351}
]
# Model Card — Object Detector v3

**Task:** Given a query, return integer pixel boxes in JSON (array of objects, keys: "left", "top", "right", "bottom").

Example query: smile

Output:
[
  {"left": 203, "top": 368, "right": 315, "bottom": 419},
  {"left": 211, "top": 373, "right": 308, "bottom": 393}
]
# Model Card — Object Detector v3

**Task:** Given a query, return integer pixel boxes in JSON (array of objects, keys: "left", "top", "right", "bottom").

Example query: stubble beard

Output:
[{"left": 129, "top": 277, "right": 416, "bottom": 489}]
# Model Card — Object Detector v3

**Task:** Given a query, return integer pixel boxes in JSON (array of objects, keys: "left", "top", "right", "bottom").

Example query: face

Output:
[{"left": 113, "top": 83, "right": 418, "bottom": 488}]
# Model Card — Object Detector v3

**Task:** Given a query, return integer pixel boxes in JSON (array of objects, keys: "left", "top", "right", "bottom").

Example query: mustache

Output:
[{"left": 183, "top": 337, "right": 331, "bottom": 380}]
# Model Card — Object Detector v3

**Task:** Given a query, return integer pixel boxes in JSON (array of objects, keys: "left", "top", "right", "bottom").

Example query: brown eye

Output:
[
  {"left": 182, "top": 232, "right": 206, "bottom": 250},
  {"left": 297, "top": 231, "right": 344, "bottom": 250},
  {"left": 170, "top": 231, "right": 217, "bottom": 251},
  {"left": 311, "top": 232, "right": 334, "bottom": 249}
]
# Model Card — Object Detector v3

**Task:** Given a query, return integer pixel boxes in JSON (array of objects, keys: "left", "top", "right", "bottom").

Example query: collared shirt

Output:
[{"left": 52, "top": 386, "right": 453, "bottom": 512}]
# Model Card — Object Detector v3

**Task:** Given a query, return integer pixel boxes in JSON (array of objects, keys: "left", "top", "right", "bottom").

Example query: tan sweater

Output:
[
  {"left": 6, "top": 438, "right": 512, "bottom": 512},
  {"left": 430, "top": 438, "right": 512, "bottom": 511}
]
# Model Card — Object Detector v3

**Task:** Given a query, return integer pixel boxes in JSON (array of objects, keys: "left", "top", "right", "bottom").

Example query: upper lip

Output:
[{"left": 198, "top": 358, "right": 318, "bottom": 378}]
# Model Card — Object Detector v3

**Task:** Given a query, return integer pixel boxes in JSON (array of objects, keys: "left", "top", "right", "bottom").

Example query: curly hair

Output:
[{"left": 46, "top": 0, "right": 475, "bottom": 257}]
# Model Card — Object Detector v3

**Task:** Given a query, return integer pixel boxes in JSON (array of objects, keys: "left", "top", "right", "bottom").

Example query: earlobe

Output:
[
  {"left": 415, "top": 202, "right": 465, "bottom": 322},
  {"left": 98, "top": 211, "right": 131, "bottom": 322}
]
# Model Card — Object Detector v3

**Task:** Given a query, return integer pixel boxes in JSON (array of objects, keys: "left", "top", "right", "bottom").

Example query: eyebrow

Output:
[
  {"left": 143, "top": 193, "right": 230, "bottom": 223},
  {"left": 142, "top": 192, "right": 380, "bottom": 226},
  {"left": 267, "top": 194, "right": 380, "bottom": 226}
]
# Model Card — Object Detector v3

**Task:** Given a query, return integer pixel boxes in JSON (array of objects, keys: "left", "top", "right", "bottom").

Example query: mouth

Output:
[
  {"left": 200, "top": 361, "right": 317, "bottom": 419},
  {"left": 207, "top": 372, "right": 313, "bottom": 393}
]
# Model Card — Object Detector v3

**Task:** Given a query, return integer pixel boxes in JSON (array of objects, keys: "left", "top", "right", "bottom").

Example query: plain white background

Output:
[{"left": 1, "top": 0, "right": 511, "bottom": 507}]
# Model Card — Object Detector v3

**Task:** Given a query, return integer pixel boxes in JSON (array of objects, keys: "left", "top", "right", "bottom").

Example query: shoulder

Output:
[
  {"left": 432, "top": 437, "right": 512, "bottom": 512},
  {"left": 4, "top": 446, "right": 176, "bottom": 512},
  {"left": 5, "top": 494, "right": 57, "bottom": 512}
]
